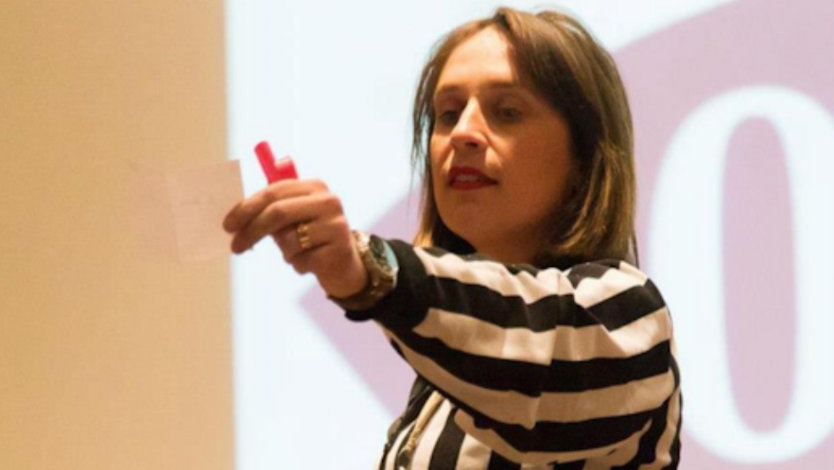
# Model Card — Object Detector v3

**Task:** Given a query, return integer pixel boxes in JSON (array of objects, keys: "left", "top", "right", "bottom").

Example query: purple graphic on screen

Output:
[
  {"left": 620, "top": 0, "right": 834, "bottom": 467},
  {"left": 302, "top": 0, "right": 834, "bottom": 466}
]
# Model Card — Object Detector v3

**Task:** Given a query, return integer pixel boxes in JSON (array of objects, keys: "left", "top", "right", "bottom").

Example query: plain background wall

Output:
[{"left": 0, "top": 1, "right": 233, "bottom": 468}]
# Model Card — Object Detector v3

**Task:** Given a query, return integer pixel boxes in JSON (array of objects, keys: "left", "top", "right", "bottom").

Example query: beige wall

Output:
[{"left": 0, "top": 1, "right": 233, "bottom": 468}]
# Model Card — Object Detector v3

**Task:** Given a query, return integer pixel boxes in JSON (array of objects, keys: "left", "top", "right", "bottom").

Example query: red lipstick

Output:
[{"left": 448, "top": 166, "right": 497, "bottom": 190}]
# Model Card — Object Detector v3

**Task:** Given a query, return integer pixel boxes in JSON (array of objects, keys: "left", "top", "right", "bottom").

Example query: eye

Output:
[
  {"left": 435, "top": 108, "right": 460, "bottom": 127},
  {"left": 495, "top": 105, "right": 522, "bottom": 122}
]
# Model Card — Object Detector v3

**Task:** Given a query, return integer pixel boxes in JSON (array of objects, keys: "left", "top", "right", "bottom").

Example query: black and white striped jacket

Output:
[{"left": 345, "top": 239, "right": 682, "bottom": 469}]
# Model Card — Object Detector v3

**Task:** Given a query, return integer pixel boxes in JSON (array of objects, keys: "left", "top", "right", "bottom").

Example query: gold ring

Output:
[{"left": 296, "top": 222, "right": 312, "bottom": 250}]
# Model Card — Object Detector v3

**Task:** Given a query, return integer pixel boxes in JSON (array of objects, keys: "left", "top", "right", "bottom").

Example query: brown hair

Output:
[{"left": 411, "top": 7, "right": 637, "bottom": 266}]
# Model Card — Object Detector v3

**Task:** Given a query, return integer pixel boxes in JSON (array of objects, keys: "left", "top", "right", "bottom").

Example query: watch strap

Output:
[{"left": 329, "top": 231, "right": 398, "bottom": 311}]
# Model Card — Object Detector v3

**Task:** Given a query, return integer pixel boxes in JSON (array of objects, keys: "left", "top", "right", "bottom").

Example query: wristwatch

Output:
[{"left": 329, "top": 231, "right": 399, "bottom": 311}]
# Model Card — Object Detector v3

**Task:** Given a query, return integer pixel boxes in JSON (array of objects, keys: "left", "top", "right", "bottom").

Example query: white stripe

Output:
[
  {"left": 455, "top": 410, "right": 653, "bottom": 466},
  {"left": 413, "top": 308, "right": 556, "bottom": 365},
  {"left": 454, "top": 434, "right": 493, "bottom": 470},
  {"left": 410, "top": 397, "right": 453, "bottom": 469},
  {"left": 639, "top": 387, "right": 682, "bottom": 469},
  {"left": 384, "top": 329, "right": 676, "bottom": 426},
  {"left": 413, "top": 306, "right": 672, "bottom": 363},
  {"left": 552, "top": 307, "right": 672, "bottom": 360},
  {"left": 616, "top": 261, "right": 649, "bottom": 284},
  {"left": 572, "top": 268, "right": 648, "bottom": 309},
  {"left": 415, "top": 248, "right": 651, "bottom": 312},
  {"left": 383, "top": 421, "right": 415, "bottom": 470},
  {"left": 537, "top": 371, "right": 676, "bottom": 423},
  {"left": 414, "top": 249, "right": 575, "bottom": 303}
]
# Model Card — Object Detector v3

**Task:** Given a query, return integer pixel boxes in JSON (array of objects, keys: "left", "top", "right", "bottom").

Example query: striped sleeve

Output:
[{"left": 345, "top": 239, "right": 679, "bottom": 465}]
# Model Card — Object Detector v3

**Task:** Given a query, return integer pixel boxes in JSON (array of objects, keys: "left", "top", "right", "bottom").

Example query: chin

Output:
[{"left": 437, "top": 204, "right": 502, "bottom": 250}]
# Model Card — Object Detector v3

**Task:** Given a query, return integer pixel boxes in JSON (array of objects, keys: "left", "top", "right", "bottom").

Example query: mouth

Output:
[{"left": 448, "top": 166, "right": 497, "bottom": 190}]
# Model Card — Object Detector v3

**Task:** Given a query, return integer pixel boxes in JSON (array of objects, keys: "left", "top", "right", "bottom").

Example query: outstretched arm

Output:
[{"left": 346, "top": 239, "right": 680, "bottom": 464}]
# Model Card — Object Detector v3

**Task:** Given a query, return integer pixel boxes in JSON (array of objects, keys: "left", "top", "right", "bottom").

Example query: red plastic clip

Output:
[{"left": 255, "top": 141, "right": 298, "bottom": 183}]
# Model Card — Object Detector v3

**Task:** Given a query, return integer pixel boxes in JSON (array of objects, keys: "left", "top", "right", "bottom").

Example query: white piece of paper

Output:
[{"left": 166, "top": 160, "right": 243, "bottom": 262}]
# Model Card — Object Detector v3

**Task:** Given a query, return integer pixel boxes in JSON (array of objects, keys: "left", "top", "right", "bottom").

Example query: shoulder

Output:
[{"left": 565, "top": 259, "right": 668, "bottom": 330}]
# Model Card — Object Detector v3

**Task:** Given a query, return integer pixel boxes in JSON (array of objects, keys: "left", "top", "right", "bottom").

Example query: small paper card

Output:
[{"left": 166, "top": 160, "right": 243, "bottom": 262}]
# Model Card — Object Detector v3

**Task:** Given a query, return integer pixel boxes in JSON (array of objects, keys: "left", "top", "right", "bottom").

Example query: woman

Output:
[{"left": 224, "top": 6, "right": 681, "bottom": 469}]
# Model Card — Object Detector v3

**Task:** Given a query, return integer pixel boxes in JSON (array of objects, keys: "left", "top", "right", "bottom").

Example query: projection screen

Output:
[{"left": 226, "top": 0, "right": 834, "bottom": 467}]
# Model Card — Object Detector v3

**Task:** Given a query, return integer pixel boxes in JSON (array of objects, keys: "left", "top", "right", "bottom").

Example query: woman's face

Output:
[{"left": 430, "top": 26, "right": 574, "bottom": 264}]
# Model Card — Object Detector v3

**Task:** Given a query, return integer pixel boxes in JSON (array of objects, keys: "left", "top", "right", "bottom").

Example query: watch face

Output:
[
  {"left": 369, "top": 236, "right": 389, "bottom": 270},
  {"left": 369, "top": 235, "right": 397, "bottom": 276},
  {"left": 369, "top": 236, "right": 385, "bottom": 259}
]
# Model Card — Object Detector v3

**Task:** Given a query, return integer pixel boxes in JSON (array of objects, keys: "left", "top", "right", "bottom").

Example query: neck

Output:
[{"left": 471, "top": 235, "right": 541, "bottom": 265}]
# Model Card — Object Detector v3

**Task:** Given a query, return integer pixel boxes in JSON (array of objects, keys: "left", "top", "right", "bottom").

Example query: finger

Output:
[
  {"left": 275, "top": 213, "right": 351, "bottom": 263},
  {"left": 283, "top": 243, "right": 328, "bottom": 275},
  {"left": 223, "top": 179, "right": 327, "bottom": 233},
  {"left": 222, "top": 180, "right": 299, "bottom": 233},
  {"left": 230, "top": 192, "right": 342, "bottom": 254},
  {"left": 272, "top": 220, "right": 326, "bottom": 265},
  {"left": 278, "top": 223, "right": 347, "bottom": 274}
]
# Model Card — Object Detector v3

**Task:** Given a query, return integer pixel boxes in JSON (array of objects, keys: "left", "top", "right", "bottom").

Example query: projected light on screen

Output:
[{"left": 225, "top": 0, "right": 834, "bottom": 468}]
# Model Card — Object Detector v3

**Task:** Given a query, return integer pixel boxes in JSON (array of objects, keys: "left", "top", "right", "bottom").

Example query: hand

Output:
[{"left": 222, "top": 179, "right": 368, "bottom": 299}]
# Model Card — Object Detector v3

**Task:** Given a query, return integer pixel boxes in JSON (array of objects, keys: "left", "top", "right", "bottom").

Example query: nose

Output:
[{"left": 450, "top": 100, "right": 487, "bottom": 152}]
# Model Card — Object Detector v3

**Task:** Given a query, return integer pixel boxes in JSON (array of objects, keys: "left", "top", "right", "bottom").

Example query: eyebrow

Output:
[{"left": 433, "top": 80, "right": 525, "bottom": 100}]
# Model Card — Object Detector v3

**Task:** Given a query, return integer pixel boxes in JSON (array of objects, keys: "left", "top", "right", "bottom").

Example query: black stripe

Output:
[
  {"left": 380, "top": 422, "right": 409, "bottom": 470},
  {"left": 665, "top": 396, "right": 682, "bottom": 469},
  {"left": 664, "top": 360, "right": 682, "bottom": 469},
  {"left": 389, "top": 339, "right": 406, "bottom": 360},
  {"left": 384, "top": 376, "right": 433, "bottom": 449},
  {"left": 612, "top": 397, "right": 670, "bottom": 468},
  {"left": 380, "top": 418, "right": 401, "bottom": 470},
  {"left": 612, "top": 359, "right": 682, "bottom": 469},
  {"left": 545, "top": 340, "right": 671, "bottom": 392},
  {"left": 414, "top": 243, "right": 655, "bottom": 334},
  {"left": 456, "top": 405, "right": 655, "bottom": 453},
  {"left": 345, "top": 239, "right": 432, "bottom": 329},
  {"left": 379, "top": 377, "right": 436, "bottom": 470},
  {"left": 671, "top": 355, "right": 681, "bottom": 388},
  {"left": 584, "top": 279, "right": 667, "bottom": 330},
  {"left": 428, "top": 406, "right": 465, "bottom": 469},
  {"left": 426, "top": 276, "right": 665, "bottom": 332},
  {"left": 567, "top": 261, "right": 613, "bottom": 285},
  {"left": 361, "top": 241, "right": 665, "bottom": 335},
  {"left": 486, "top": 451, "right": 522, "bottom": 470},
  {"left": 552, "top": 461, "right": 586, "bottom": 469},
  {"left": 398, "top": 328, "right": 672, "bottom": 393},
  {"left": 430, "top": 277, "right": 580, "bottom": 331}
]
